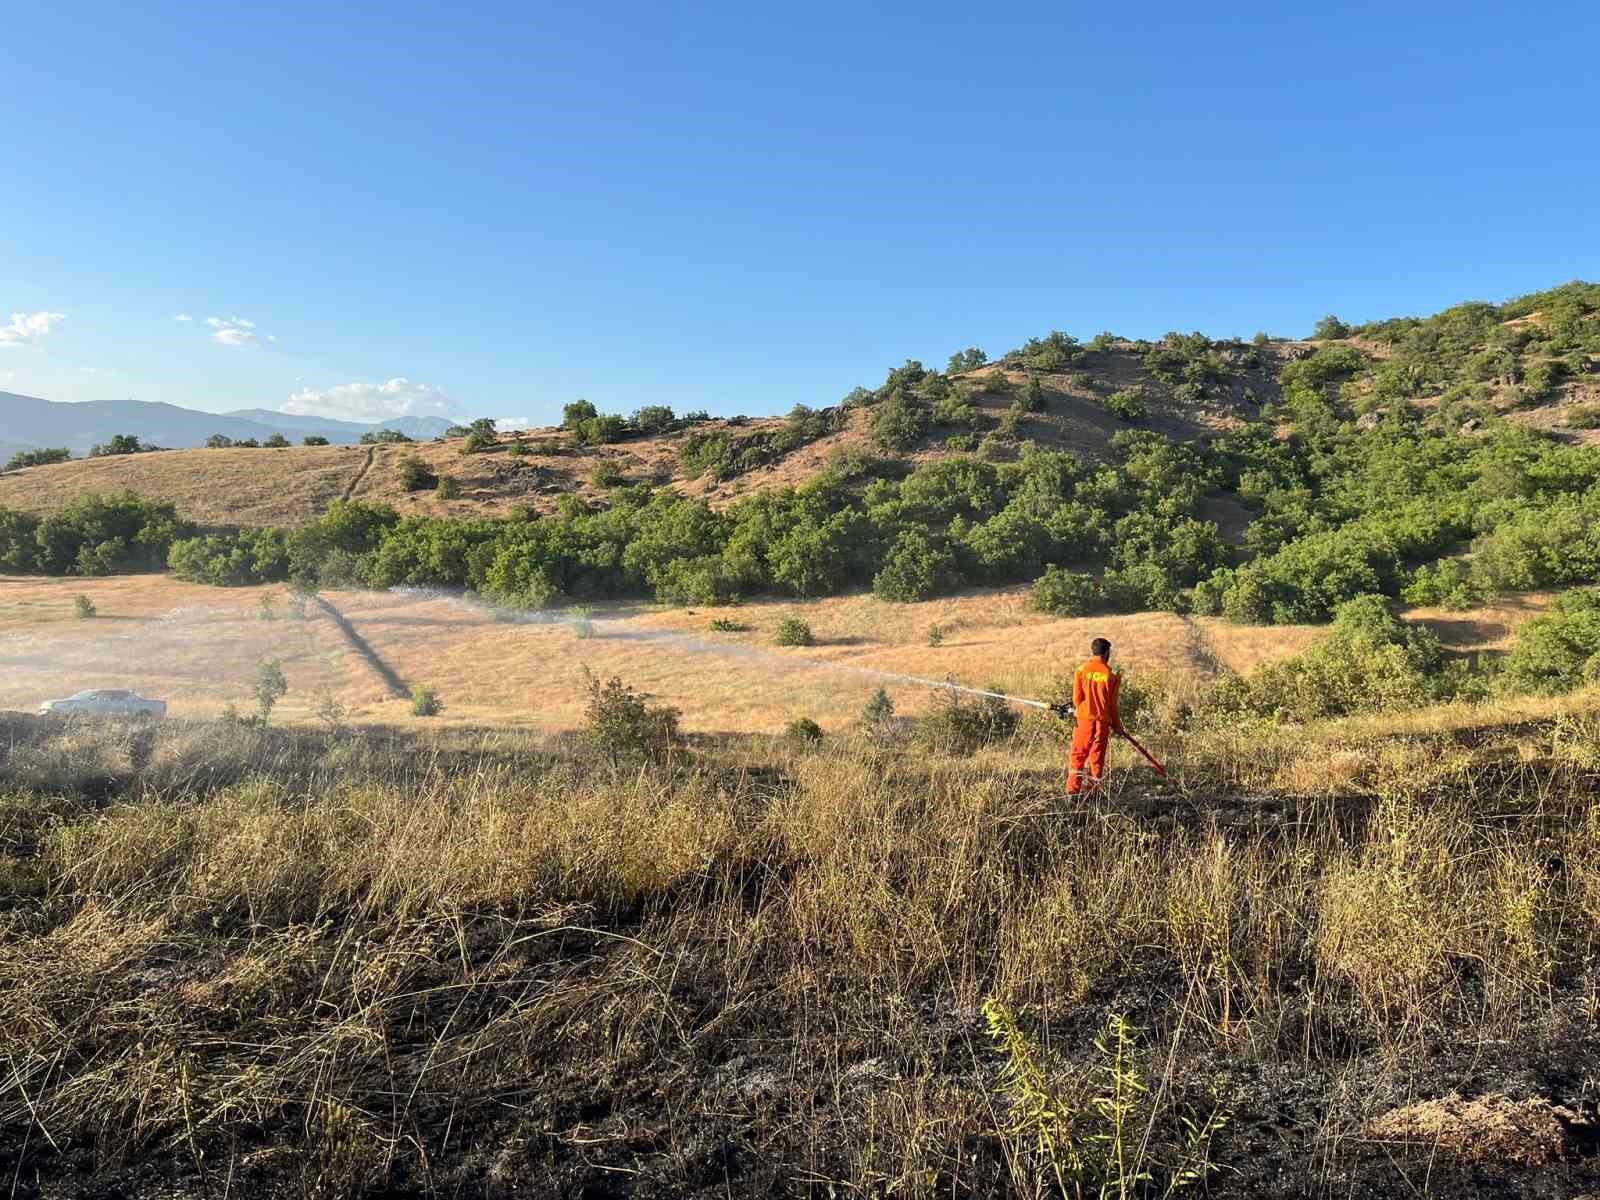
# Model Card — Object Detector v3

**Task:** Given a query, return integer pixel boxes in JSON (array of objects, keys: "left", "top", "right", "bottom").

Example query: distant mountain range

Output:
[{"left": 0, "top": 393, "right": 456, "bottom": 458}]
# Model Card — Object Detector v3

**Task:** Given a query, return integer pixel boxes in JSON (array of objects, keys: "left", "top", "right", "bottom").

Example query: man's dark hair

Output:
[{"left": 1091, "top": 638, "right": 1111, "bottom": 659}]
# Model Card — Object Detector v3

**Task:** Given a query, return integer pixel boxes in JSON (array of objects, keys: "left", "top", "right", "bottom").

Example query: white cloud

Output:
[
  {"left": 173, "top": 313, "right": 193, "bottom": 322},
  {"left": 494, "top": 416, "right": 537, "bottom": 431},
  {"left": 0, "top": 311, "right": 66, "bottom": 348},
  {"left": 205, "top": 315, "right": 261, "bottom": 347},
  {"left": 284, "top": 378, "right": 462, "bottom": 422}
]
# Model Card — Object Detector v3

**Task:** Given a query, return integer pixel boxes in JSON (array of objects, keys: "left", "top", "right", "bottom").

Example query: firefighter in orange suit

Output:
[{"left": 1056, "top": 637, "right": 1123, "bottom": 795}]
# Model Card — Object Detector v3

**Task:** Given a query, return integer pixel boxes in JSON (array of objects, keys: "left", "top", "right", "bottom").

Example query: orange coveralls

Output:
[{"left": 1066, "top": 655, "right": 1122, "bottom": 794}]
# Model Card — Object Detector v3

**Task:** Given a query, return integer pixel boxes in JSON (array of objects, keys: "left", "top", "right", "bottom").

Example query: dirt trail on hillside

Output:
[{"left": 339, "top": 444, "right": 377, "bottom": 502}]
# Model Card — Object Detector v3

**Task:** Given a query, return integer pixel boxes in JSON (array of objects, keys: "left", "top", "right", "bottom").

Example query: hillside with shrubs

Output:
[{"left": 2, "top": 282, "right": 1599, "bottom": 692}]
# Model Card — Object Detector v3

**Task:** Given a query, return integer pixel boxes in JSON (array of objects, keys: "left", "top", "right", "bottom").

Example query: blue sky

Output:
[{"left": 4, "top": 1, "right": 1597, "bottom": 426}]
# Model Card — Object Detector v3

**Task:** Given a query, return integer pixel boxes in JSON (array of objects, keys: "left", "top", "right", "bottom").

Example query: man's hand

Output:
[{"left": 1048, "top": 702, "right": 1073, "bottom": 719}]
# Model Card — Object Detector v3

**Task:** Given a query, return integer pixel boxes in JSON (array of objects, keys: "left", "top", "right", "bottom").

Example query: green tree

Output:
[
  {"left": 254, "top": 658, "right": 288, "bottom": 723},
  {"left": 562, "top": 399, "right": 599, "bottom": 429},
  {"left": 89, "top": 434, "right": 147, "bottom": 457}
]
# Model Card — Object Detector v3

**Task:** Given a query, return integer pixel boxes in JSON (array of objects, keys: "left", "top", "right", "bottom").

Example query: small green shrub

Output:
[
  {"left": 590, "top": 461, "right": 625, "bottom": 487},
  {"left": 914, "top": 684, "right": 1017, "bottom": 754},
  {"left": 869, "top": 393, "right": 930, "bottom": 451},
  {"left": 861, "top": 686, "right": 895, "bottom": 735},
  {"left": 774, "top": 617, "right": 813, "bottom": 646},
  {"left": 983, "top": 1001, "right": 1227, "bottom": 1198},
  {"left": 1016, "top": 376, "right": 1047, "bottom": 413},
  {"left": 570, "top": 606, "right": 596, "bottom": 639},
  {"left": 582, "top": 667, "right": 681, "bottom": 765},
  {"left": 1104, "top": 388, "right": 1148, "bottom": 421},
  {"left": 303, "top": 435, "right": 330, "bottom": 446},
  {"left": 927, "top": 623, "right": 945, "bottom": 647},
  {"left": 435, "top": 476, "right": 462, "bottom": 500},
  {"left": 72, "top": 594, "right": 95, "bottom": 619},
  {"left": 265, "top": 433, "right": 291, "bottom": 448},
  {"left": 1502, "top": 589, "right": 1600, "bottom": 695},
  {"left": 254, "top": 658, "right": 288, "bottom": 723},
  {"left": 709, "top": 617, "right": 748, "bottom": 633},
  {"left": 785, "top": 717, "right": 824, "bottom": 744},
  {"left": 399, "top": 456, "right": 435, "bottom": 491},
  {"left": 410, "top": 685, "right": 442, "bottom": 717},
  {"left": 633, "top": 405, "right": 677, "bottom": 435}
]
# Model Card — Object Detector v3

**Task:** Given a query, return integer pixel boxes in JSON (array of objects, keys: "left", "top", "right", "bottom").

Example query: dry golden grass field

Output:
[{"left": 0, "top": 573, "right": 1342, "bottom": 731}]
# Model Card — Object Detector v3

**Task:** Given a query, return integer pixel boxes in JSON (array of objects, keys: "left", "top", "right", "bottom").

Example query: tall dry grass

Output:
[{"left": 3, "top": 701, "right": 1599, "bottom": 1195}]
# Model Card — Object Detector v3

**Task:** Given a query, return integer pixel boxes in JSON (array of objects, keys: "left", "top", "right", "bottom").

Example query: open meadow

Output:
[{"left": 0, "top": 574, "right": 1547, "bottom": 735}]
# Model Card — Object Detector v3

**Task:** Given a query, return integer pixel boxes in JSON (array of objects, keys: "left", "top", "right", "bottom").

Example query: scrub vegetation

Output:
[
  {"left": 2, "top": 283, "right": 1596, "bottom": 639},
  {"left": 5, "top": 679, "right": 1600, "bottom": 1197}
]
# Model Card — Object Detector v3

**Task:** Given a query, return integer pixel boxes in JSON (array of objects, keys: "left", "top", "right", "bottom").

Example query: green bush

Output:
[
  {"left": 1401, "top": 559, "right": 1483, "bottom": 609},
  {"left": 913, "top": 685, "right": 1018, "bottom": 754},
  {"left": 6, "top": 493, "right": 189, "bottom": 577},
  {"left": 88, "top": 434, "right": 152, "bottom": 457},
  {"left": 1029, "top": 567, "right": 1105, "bottom": 616},
  {"left": 399, "top": 456, "right": 436, "bottom": 491},
  {"left": 869, "top": 392, "right": 930, "bottom": 451},
  {"left": 563, "top": 400, "right": 598, "bottom": 429},
  {"left": 463, "top": 430, "right": 495, "bottom": 453},
  {"left": 872, "top": 530, "right": 957, "bottom": 601},
  {"left": 1501, "top": 589, "right": 1600, "bottom": 695},
  {"left": 360, "top": 429, "right": 412, "bottom": 445},
  {"left": 5, "top": 447, "right": 71, "bottom": 470},
  {"left": 410, "top": 685, "right": 442, "bottom": 717},
  {"left": 1016, "top": 376, "right": 1047, "bottom": 413},
  {"left": 709, "top": 617, "right": 748, "bottom": 632},
  {"left": 435, "top": 476, "right": 462, "bottom": 500},
  {"left": 1104, "top": 389, "right": 1148, "bottom": 421},
  {"left": 1217, "top": 595, "right": 1449, "bottom": 721},
  {"left": 785, "top": 716, "right": 824, "bottom": 744},
  {"left": 774, "top": 616, "right": 814, "bottom": 646},
  {"left": 254, "top": 658, "right": 288, "bottom": 723},
  {"left": 633, "top": 405, "right": 677, "bottom": 435},
  {"left": 678, "top": 430, "right": 734, "bottom": 480},
  {"left": 1565, "top": 404, "right": 1600, "bottom": 430},
  {"left": 265, "top": 433, "right": 290, "bottom": 448},
  {"left": 861, "top": 686, "right": 895, "bottom": 731},
  {"left": 574, "top": 414, "right": 628, "bottom": 445},
  {"left": 73, "top": 594, "right": 95, "bottom": 619},
  {"left": 303, "top": 436, "right": 330, "bottom": 446},
  {"left": 168, "top": 529, "right": 291, "bottom": 587},
  {"left": 590, "top": 461, "right": 625, "bottom": 488},
  {"left": 582, "top": 668, "right": 680, "bottom": 765}
]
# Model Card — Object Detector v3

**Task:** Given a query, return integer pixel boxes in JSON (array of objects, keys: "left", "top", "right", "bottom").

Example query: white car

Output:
[{"left": 38, "top": 689, "right": 168, "bottom": 718}]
